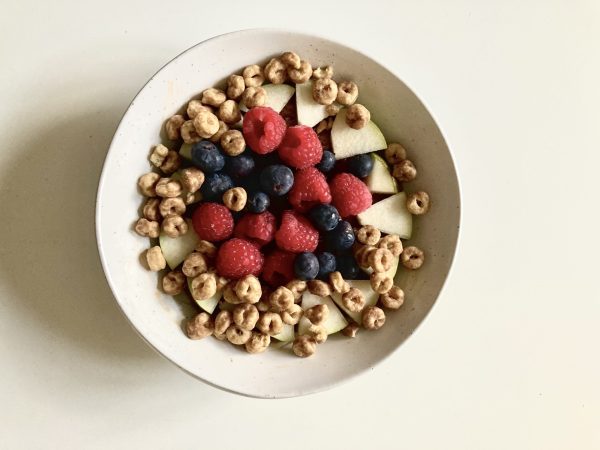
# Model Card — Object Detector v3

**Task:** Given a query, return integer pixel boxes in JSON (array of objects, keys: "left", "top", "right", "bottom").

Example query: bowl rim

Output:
[{"left": 95, "top": 28, "right": 462, "bottom": 398}]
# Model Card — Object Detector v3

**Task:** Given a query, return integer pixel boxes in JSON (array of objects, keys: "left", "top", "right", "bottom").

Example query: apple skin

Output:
[{"left": 365, "top": 154, "right": 398, "bottom": 194}]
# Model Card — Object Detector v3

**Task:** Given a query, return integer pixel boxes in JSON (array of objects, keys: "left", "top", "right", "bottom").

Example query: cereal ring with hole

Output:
[
  {"left": 233, "top": 303, "right": 259, "bottom": 330},
  {"left": 286, "top": 280, "right": 307, "bottom": 301},
  {"left": 356, "top": 225, "right": 381, "bottom": 246},
  {"left": 378, "top": 235, "right": 403, "bottom": 257},
  {"left": 281, "top": 51, "right": 301, "bottom": 69},
  {"left": 242, "top": 64, "right": 265, "bottom": 87},
  {"left": 242, "top": 86, "right": 266, "bottom": 109},
  {"left": 180, "top": 167, "right": 205, "bottom": 194},
  {"left": 220, "top": 129, "right": 246, "bottom": 156},
  {"left": 256, "top": 312, "right": 283, "bottom": 336},
  {"left": 342, "top": 287, "right": 366, "bottom": 313},
  {"left": 138, "top": 172, "right": 160, "bottom": 197},
  {"left": 370, "top": 272, "right": 393, "bottom": 294},
  {"left": 134, "top": 218, "right": 160, "bottom": 238},
  {"left": 182, "top": 252, "right": 208, "bottom": 278},
  {"left": 218, "top": 100, "right": 241, "bottom": 124},
  {"left": 362, "top": 306, "right": 386, "bottom": 330},
  {"left": 233, "top": 274, "right": 262, "bottom": 304},
  {"left": 306, "top": 324, "right": 327, "bottom": 344},
  {"left": 384, "top": 143, "right": 407, "bottom": 164},
  {"left": 312, "top": 78, "right": 338, "bottom": 105},
  {"left": 264, "top": 58, "right": 287, "bottom": 84},
  {"left": 193, "top": 110, "right": 220, "bottom": 138},
  {"left": 281, "top": 304, "right": 303, "bottom": 325},
  {"left": 162, "top": 270, "right": 185, "bottom": 295},
  {"left": 336, "top": 80, "right": 359, "bottom": 105},
  {"left": 165, "top": 115, "right": 185, "bottom": 140},
  {"left": 392, "top": 159, "right": 417, "bottom": 182},
  {"left": 155, "top": 177, "right": 182, "bottom": 198},
  {"left": 292, "top": 335, "right": 316, "bottom": 357},
  {"left": 187, "top": 100, "right": 213, "bottom": 119},
  {"left": 159, "top": 197, "right": 186, "bottom": 217},
  {"left": 161, "top": 214, "right": 187, "bottom": 238},
  {"left": 355, "top": 245, "right": 377, "bottom": 269},
  {"left": 222, "top": 283, "right": 244, "bottom": 304},
  {"left": 222, "top": 187, "right": 247, "bottom": 211},
  {"left": 380, "top": 285, "right": 404, "bottom": 309},
  {"left": 401, "top": 246, "right": 425, "bottom": 270},
  {"left": 180, "top": 120, "right": 201, "bottom": 144},
  {"left": 226, "top": 324, "right": 252, "bottom": 345},
  {"left": 201, "top": 88, "right": 226, "bottom": 107},
  {"left": 189, "top": 272, "right": 217, "bottom": 301},
  {"left": 142, "top": 197, "right": 161, "bottom": 221},
  {"left": 369, "top": 248, "right": 394, "bottom": 273},
  {"left": 245, "top": 331, "right": 271, "bottom": 354},
  {"left": 269, "top": 287, "right": 294, "bottom": 312},
  {"left": 304, "top": 304, "right": 329, "bottom": 325},
  {"left": 227, "top": 74, "right": 245, "bottom": 100},
  {"left": 186, "top": 312, "right": 214, "bottom": 339},
  {"left": 345, "top": 104, "right": 370, "bottom": 129},
  {"left": 287, "top": 60, "right": 312, "bottom": 84},
  {"left": 406, "top": 191, "right": 430, "bottom": 215}
]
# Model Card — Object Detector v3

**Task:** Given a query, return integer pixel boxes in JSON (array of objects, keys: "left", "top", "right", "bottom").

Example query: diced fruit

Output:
[
  {"left": 199, "top": 173, "right": 234, "bottom": 202},
  {"left": 245, "top": 191, "right": 270, "bottom": 213},
  {"left": 347, "top": 154, "right": 374, "bottom": 178},
  {"left": 278, "top": 126, "right": 323, "bottom": 169},
  {"left": 331, "top": 280, "right": 379, "bottom": 323},
  {"left": 262, "top": 249, "right": 296, "bottom": 286},
  {"left": 316, "top": 252, "right": 337, "bottom": 279},
  {"left": 356, "top": 192, "right": 413, "bottom": 239},
  {"left": 215, "top": 238, "right": 264, "bottom": 279},
  {"left": 191, "top": 140, "right": 225, "bottom": 173},
  {"left": 331, "top": 108, "right": 387, "bottom": 159},
  {"left": 298, "top": 293, "right": 348, "bottom": 335},
  {"left": 259, "top": 164, "right": 294, "bottom": 196},
  {"left": 179, "top": 143, "right": 192, "bottom": 161},
  {"left": 315, "top": 150, "right": 336, "bottom": 173},
  {"left": 233, "top": 211, "right": 276, "bottom": 246},
  {"left": 325, "top": 220, "right": 355, "bottom": 251},
  {"left": 296, "top": 81, "right": 330, "bottom": 127},
  {"left": 192, "top": 202, "right": 234, "bottom": 242},
  {"left": 288, "top": 167, "right": 331, "bottom": 212},
  {"left": 365, "top": 154, "right": 398, "bottom": 194},
  {"left": 239, "top": 84, "right": 295, "bottom": 113},
  {"left": 159, "top": 220, "right": 199, "bottom": 269},
  {"left": 187, "top": 278, "right": 222, "bottom": 314},
  {"left": 308, "top": 204, "right": 340, "bottom": 232},
  {"left": 273, "top": 323, "right": 295, "bottom": 342},
  {"left": 293, "top": 252, "right": 319, "bottom": 280},
  {"left": 242, "top": 106, "right": 287, "bottom": 154},
  {"left": 275, "top": 211, "right": 319, "bottom": 253},
  {"left": 330, "top": 173, "right": 372, "bottom": 218}
]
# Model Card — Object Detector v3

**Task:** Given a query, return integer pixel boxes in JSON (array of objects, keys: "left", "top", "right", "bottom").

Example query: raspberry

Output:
[
  {"left": 288, "top": 167, "right": 332, "bottom": 212},
  {"left": 329, "top": 173, "right": 372, "bottom": 218},
  {"left": 216, "top": 238, "right": 264, "bottom": 279},
  {"left": 277, "top": 125, "right": 323, "bottom": 169},
  {"left": 262, "top": 249, "right": 296, "bottom": 286},
  {"left": 275, "top": 210, "right": 319, "bottom": 253},
  {"left": 242, "top": 106, "right": 286, "bottom": 154},
  {"left": 233, "top": 211, "right": 276, "bottom": 246},
  {"left": 191, "top": 202, "right": 234, "bottom": 241}
]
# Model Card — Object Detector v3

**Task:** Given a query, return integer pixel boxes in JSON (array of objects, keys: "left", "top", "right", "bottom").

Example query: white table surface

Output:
[{"left": 1, "top": 1, "right": 598, "bottom": 448}]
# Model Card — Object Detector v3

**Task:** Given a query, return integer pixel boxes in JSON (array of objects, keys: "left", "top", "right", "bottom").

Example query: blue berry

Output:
[
  {"left": 191, "top": 140, "right": 225, "bottom": 173},
  {"left": 326, "top": 220, "right": 355, "bottom": 251},
  {"left": 246, "top": 191, "right": 270, "bottom": 213},
  {"left": 347, "top": 154, "right": 374, "bottom": 178},
  {"left": 308, "top": 204, "right": 341, "bottom": 232},
  {"left": 294, "top": 252, "right": 320, "bottom": 280},
  {"left": 200, "top": 172, "right": 234, "bottom": 201},
  {"left": 259, "top": 164, "right": 294, "bottom": 196},
  {"left": 225, "top": 152, "right": 255, "bottom": 178},
  {"left": 316, "top": 150, "right": 336, "bottom": 173},
  {"left": 337, "top": 254, "right": 360, "bottom": 279},
  {"left": 316, "top": 252, "right": 337, "bottom": 279}
]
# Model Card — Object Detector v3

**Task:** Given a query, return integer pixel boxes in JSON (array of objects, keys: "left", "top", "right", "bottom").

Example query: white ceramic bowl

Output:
[{"left": 96, "top": 29, "right": 460, "bottom": 398}]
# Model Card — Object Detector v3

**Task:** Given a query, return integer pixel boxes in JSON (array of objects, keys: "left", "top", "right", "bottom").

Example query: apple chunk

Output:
[
  {"left": 239, "top": 84, "right": 295, "bottom": 113},
  {"left": 273, "top": 324, "right": 295, "bottom": 342},
  {"left": 187, "top": 278, "right": 222, "bottom": 314},
  {"left": 331, "top": 108, "right": 387, "bottom": 159},
  {"left": 357, "top": 192, "right": 412, "bottom": 239},
  {"left": 159, "top": 220, "right": 199, "bottom": 269},
  {"left": 298, "top": 293, "right": 348, "bottom": 335},
  {"left": 295, "top": 81, "right": 330, "bottom": 127},
  {"left": 331, "top": 280, "right": 379, "bottom": 323},
  {"left": 365, "top": 154, "right": 398, "bottom": 194}
]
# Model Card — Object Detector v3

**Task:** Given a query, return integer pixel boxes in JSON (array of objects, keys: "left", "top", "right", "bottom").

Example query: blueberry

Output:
[
  {"left": 308, "top": 204, "right": 341, "bottom": 232},
  {"left": 259, "top": 164, "right": 294, "bottom": 196},
  {"left": 225, "top": 152, "right": 255, "bottom": 178},
  {"left": 316, "top": 252, "right": 337, "bottom": 279},
  {"left": 294, "top": 252, "right": 320, "bottom": 280},
  {"left": 316, "top": 150, "right": 336, "bottom": 173},
  {"left": 246, "top": 191, "right": 270, "bottom": 213},
  {"left": 347, "top": 154, "right": 374, "bottom": 178},
  {"left": 326, "top": 220, "right": 355, "bottom": 251},
  {"left": 200, "top": 172, "right": 234, "bottom": 201},
  {"left": 191, "top": 140, "right": 225, "bottom": 173},
  {"left": 337, "top": 254, "right": 360, "bottom": 279}
]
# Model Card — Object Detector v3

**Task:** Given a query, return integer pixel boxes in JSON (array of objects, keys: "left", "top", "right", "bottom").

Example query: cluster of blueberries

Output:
[{"left": 190, "top": 139, "right": 375, "bottom": 281}]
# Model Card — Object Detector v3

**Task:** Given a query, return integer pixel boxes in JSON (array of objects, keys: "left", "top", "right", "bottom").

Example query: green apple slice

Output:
[
  {"left": 159, "top": 220, "right": 199, "bottom": 269},
  {"left": 273, "top": 323, "right": 295, "bottom": 342},
  {"left": 331, "top": 108, "right": 387, "bottom": 159},
  {"left": 187, "top": 278, "right": 222, "bottom": 314},
  {"left": 331, "top": 280, "right": 379, "bottom": 323},
  {"left": 179, "top": 142, "right": 192, "bottom": 161},
  {"left": 366, "top": 154, "right": 398, "bottom": 194},
  {"left": 239, "top": 84, "right": 295, "bottom": 113},
  {"left": 298, "top": 293, "right": 348, "bottom": 335},
  {"left": 357, "top": 192, "right": 412, "bottom": 239},
  {"left": 296, "top": 81, "right": 329, "bottom": 127}
]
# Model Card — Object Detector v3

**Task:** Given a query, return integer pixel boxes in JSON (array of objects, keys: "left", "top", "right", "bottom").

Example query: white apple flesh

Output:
[
  {"left": 273, "top": 323, "right": 295, "bottom": 342},
  {"left": 239, "top": 84, "right": 295, "bottom": 113},
  {"left": 331, "top": 279, "right": 380, "bottom": 323},
  {"left": 357, "top": 192, "right": 413, "bottom": 239},
  {"left": 295, "top": 81, "right": 330, "bottom": 127},
  {"left": 158, "top": 220, "right": 199, "bottom": 269},
  {"left": 365, "top": 154, "right": 398, "bottom": 194},
  {"left": 298, "top": 293, "right": 348, "bottom": 335},
  {"left": 331, "top": 108, "right": 387, "bottom": 159}
]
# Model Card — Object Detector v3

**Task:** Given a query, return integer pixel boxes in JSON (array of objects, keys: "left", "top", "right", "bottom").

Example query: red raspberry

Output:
[
  {"left": 277, "top": 125, "right": 323, "bottom": 169},
  {"left": 262, "top": 249, "right": 295, "bottom": 286},
  {"left": 329, "top": 173, "right": 372, "bottom": 218},
  {"left": 242, "top": 106, "right": 287, "bottom": 154},
  {"left": 216, "top": 238, "right": 264, "bottom": 279},
  {"left": 233, "top": 211, "right": 276, "bottom": 246},
  {"left": 288, "top": 167, "right": 332, "bottom": 212},
  {"left": 191, "top": 202, "right": 234, "bottom": 241},
  {"left": 275, "top": 210, "right": 319, "bottom": 253}
]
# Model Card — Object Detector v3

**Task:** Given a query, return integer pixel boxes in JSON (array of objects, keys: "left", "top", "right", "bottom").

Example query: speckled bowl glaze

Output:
[{"left": 95, "top": 29, "right": 461, "bottom": 398}]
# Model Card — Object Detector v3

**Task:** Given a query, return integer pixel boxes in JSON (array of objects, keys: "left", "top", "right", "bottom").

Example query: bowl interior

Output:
[{"left": 96, "top": 29, "right": 460, "bottom": 398}]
